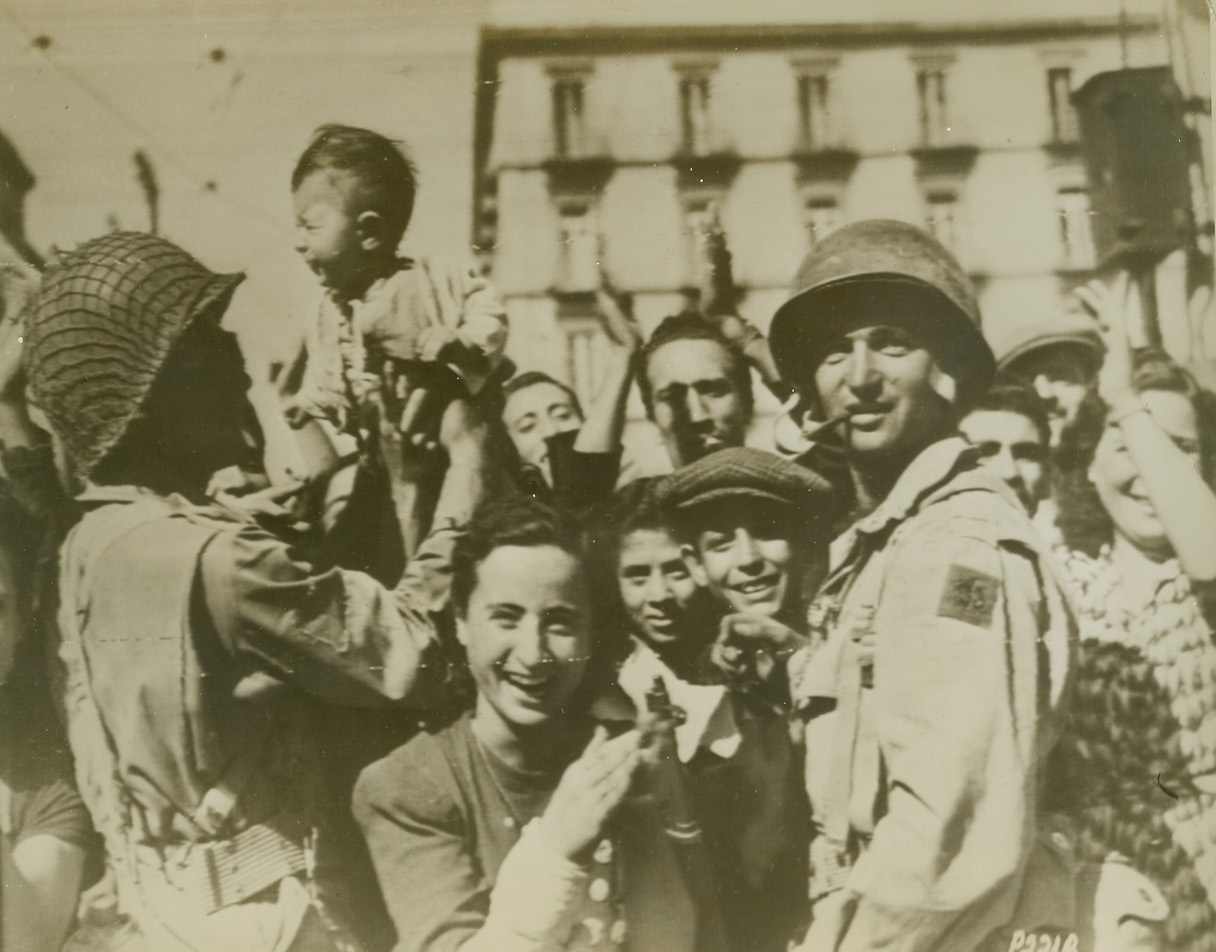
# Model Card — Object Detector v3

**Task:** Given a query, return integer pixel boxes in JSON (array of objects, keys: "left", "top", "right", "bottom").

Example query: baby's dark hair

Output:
[
  {"left": 450, "top": 495, "right": 585, "bottom": 618},
  {"left": 291, "top": 124, "right": 418, "bottom": 247}
]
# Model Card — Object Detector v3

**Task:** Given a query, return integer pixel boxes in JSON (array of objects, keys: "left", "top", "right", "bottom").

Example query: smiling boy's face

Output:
[
  {"left": 684, "top": 499, "right": 809, "bottom": 619},
  {"left": 616, "top": 527, "right": 700, "bottom": 648}
]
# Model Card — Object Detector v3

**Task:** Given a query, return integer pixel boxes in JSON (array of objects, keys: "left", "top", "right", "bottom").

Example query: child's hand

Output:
[
  {"left": 538, "top": 727, "right": 642, "bottom": 863},
  {"left": 713, "top": 613, "right": 807, "bottom": 684},
  {"left": 459, "top": 311, "right": 509, "bottom": 359},
  {"left": 211, "top": 478, "right": 307, "bottom": 522},
  {"left": 418, "top": 325, "right": 495, "bottom": 379},
  {"left": 379, "top": 360, "right": 462, "bottom": 455},
  {"left": 417, "top": 326, "right": 461, "bottom": 364},
  {"left": 206, "top": 465, "right": 268, "bottom": 498}
]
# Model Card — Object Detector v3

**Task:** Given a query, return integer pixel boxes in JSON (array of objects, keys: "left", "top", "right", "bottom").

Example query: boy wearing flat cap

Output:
[
  {"left": 649, "top": 446, "right": 838, "bottom": 952},
  {"left": 660, "top": 446, "right": 836, "bottom": 659},
  {"left": 758, "top": 220, "right": 1077, "bottom": 952}
]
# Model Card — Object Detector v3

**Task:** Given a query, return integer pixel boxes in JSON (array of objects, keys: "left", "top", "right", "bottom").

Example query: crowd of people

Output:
[{"left": 1, "top": 123, "right": 1215, "bottom": 952}]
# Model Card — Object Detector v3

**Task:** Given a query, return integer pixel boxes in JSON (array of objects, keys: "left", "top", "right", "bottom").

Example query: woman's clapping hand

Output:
[{"left": 538, "top": 727, "right": 642, "bottom": 863}]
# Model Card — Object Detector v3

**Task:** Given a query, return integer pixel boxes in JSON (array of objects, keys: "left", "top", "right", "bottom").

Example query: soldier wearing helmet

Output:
[
  {"left": 728, "top": 220, "right": 1078, "bottom": 951},
  {"left": 19, "top": 233, "right": 489, "bottom": 951}
]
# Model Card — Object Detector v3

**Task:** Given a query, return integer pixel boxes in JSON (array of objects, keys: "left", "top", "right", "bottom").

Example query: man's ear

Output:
[
  {"left": 681, "top": 543, "right": 709, "bottom": 586},
  {"left": 356, "top": 211, "right": 387, "bottom": 252}
]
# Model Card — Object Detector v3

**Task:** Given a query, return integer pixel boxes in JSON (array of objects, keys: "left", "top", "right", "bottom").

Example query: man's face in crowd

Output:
[
  {"left": 811, "top": 323, "right": 955, "bottom": 465},
  {"left": 616, "top": 527, "right": 700, "bottom": 649},
  {"left": 685, "top": 500, "right": 806, "bottom": 619},
  {"left": 1007, "top": 346, "right": 1094, "bottom": 447},
  {"left": 958, "top": 409, "right": 1048, "bottom": 513},
  {"left": 502, "top": 381, "right": 584, "bottom": 483},
  {"left": 646, "top": 338, "right": 750, "bottom": 467}
]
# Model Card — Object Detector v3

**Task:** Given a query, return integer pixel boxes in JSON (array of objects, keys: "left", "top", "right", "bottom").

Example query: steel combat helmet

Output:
[
  {"left": 22, "top": 232, "right": 245, "bottom": 478},
  {"left": 769, "top": 219, "right": 995, "bottom": 404}
]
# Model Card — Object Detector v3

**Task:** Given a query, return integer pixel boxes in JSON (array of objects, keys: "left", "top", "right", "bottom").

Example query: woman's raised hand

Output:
[
  {"left": 1074, "top": 271, "right": 1143, "bottom": 407},
  {"left": 538, "top": 727, "right": 642, "bottom": 863}
]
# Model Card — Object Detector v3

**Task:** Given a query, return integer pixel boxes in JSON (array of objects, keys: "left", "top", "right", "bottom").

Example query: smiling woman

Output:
[
  {"left": 353, "top": 496, "right": 707, "bottom": 952},
  {"left": 1047, "top": 346, "right": 1216, "bottom": 952}
]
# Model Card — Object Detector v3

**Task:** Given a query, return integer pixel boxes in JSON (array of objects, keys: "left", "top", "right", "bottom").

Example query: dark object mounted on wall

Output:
[{"left": 1072, "top": 66, "right": 1193, "bottom": 266}]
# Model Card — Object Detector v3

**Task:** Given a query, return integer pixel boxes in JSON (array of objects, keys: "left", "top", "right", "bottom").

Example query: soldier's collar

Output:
[{"left": 851, "top": 436, "right": 980, "bottom": 538}]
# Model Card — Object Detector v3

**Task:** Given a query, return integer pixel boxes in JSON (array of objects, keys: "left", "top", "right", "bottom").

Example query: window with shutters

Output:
[
  {"left": 679, "top": 71, "right": 714, "bottom": 155},
  {"left": 917, "top": 68, "right": 950, "bottom": 147},
  {"left": 551, "top": 75, "right": 587, "bottom": 158},
  {"left": 1056, "top": 187, "right": 1094, "bottom": 269},
  {"left": 556, "top": 199, "right": 599, "bottom": 292},
  {"left": 1048, "top": 67, "right": 1080, "bottom": 145},
  {"left": 797, "top": 71, "right": 833, "bottom": 150}
]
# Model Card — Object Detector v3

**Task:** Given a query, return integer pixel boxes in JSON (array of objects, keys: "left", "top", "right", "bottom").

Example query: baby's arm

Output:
[{"left": 420, "top": 257, "right": 511, "bottom": 386}]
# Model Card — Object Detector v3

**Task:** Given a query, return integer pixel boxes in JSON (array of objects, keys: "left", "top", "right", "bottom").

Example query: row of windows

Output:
[
  {"left": 551, "top": 185, "right": 1094, "bottom": 291},
  {"left": 552, "top": 188, "right": 1093, "bottom": 400},
  {"left": 550, "top": 64, "right": 1081, "bottom": 158}
]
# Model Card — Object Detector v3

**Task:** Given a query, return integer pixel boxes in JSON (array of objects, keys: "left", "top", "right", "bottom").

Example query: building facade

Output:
[{"left": 473, "top": 6, "right": 1175, "bottom": 440}]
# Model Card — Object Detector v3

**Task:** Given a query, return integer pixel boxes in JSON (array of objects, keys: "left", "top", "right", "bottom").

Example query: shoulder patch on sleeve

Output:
[{"left": 937, "top": 564, "right": 1000, "bottom": 629}]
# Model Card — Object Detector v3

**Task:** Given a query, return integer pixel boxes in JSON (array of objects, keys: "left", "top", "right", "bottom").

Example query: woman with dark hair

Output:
[
  {"left": 353, "top": 496, "right": 709, "bottom": 952},
  {"left": 1047, "top": 274, "right": 1216, "bottom": 952}
]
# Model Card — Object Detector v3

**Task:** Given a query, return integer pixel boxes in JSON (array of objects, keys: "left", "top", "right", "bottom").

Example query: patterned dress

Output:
[{"left": 1049, "top": 546, "right": 1216, "bottom": 951}]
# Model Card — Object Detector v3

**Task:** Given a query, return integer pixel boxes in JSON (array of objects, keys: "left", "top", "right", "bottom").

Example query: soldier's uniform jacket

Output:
[
  {"left": 789, "top": 437, "right": 1075, "bottom": 952},
  {"left": 55, "top": 486, "right": 452, "bottom": 951}
]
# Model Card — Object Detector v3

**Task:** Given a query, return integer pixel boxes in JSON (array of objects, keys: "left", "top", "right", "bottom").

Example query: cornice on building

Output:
[{"left": 478, "top": 15, "right": 1160, "bottom": 64}]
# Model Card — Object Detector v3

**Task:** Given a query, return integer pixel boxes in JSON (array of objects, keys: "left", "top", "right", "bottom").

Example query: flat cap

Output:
[{"left": 656, "top": 447, "right": 837, "bottom": 522}]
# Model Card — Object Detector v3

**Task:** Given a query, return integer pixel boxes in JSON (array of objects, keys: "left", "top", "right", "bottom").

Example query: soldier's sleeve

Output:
[
  {"left": 198, "top": 521, "right": 447, "bottom": 709},
  {"left": 828, "top": 516, "right": 1058, "bottom": 952}
]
